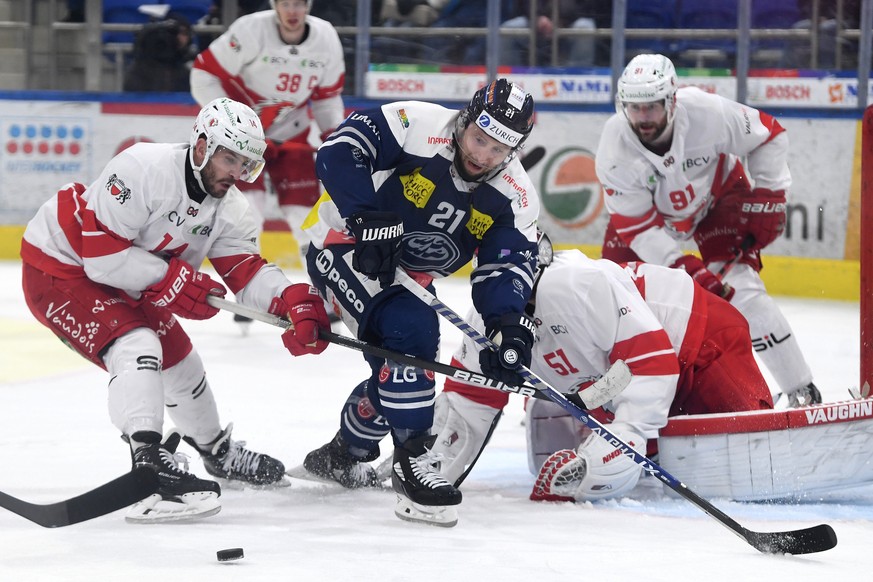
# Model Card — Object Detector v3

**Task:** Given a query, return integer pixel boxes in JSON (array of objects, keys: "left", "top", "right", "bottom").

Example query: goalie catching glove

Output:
[
  {"left": 142, "top": 257, "right": 226, "bottom": 320},
  {"left": 737, "top": 188, "right": 786, "bottom": 251},
  {"left": 269, "top": 284, "right": 330, "bottom": 356},
  {"left": 480, "top": 312, "right": 536, "bottom": 387},
  {"left": 671, "top": 255, "right": 735, "bottom": 301},
  {"left": 530, "top": 427, "right": 645, "bottom": 502},
  {"left": 348, "top": 211, "right": 404, "bottom": 288}
]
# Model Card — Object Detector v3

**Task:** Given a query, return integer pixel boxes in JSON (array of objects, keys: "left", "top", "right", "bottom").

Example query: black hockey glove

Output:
[
  {"left": 479, "top": 312, "right": 536, "bottom": 387},
  {"left": 348, "top": 211, "right": 404, "bottom": 289}
]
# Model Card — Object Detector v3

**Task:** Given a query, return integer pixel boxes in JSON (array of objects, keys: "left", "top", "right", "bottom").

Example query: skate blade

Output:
[
  {"left": 394, "top": 495, "right": 458, "bottom": 528},
  {"left": 285, "top": 465, "right": 384, "bottom": 489},
  {"left": 125, "top": 492, "right": 221, "bottom": 524},
  {"left": 214, "top": 475, "right": 292, "bottom": 491}
]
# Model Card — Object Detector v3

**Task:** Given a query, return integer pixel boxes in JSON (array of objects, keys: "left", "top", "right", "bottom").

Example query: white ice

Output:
[{"left": 0, "top": 260, "right": 869, "bottom": 581}]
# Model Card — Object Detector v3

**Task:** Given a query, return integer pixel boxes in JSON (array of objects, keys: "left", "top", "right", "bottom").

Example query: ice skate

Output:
[
  {"left": 293, "top": 431, "right": 381, "bottom": 488},
  {"left": 126, "top": 430, "right": 221, "bottom": 524},
  {"left": 184, "top": 423, "right": 287, "bottom": 487},
  {"left": 392, "top": 434, "right": 462, "bottom": 527}
]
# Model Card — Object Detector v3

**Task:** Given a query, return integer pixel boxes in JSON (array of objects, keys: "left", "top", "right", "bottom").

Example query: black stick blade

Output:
[
  {"left": 747, "top": 524, "right": 838, "bottom": 555},
  {"left": 0, "top": 467, "right": 160, "bottom": 528}
]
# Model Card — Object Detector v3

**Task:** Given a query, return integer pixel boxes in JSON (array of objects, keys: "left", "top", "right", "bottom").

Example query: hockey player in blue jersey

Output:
[{"left": 299, "top": 79, "right": 540, "bottom": 526}]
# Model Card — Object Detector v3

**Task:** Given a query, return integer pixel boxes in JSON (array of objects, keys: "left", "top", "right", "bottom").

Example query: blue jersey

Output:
[{"left": 303, "top": 100, "right": 540, "bottom": 323}]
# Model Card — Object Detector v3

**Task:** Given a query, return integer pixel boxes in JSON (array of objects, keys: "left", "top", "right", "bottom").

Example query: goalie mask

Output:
[
  {"left": 615, "top": 54, "right": 678, "bottom": 144},
  {"left": 453, "top": 79, "right": 535, "bottom": 182},
  {"left": 190, "top": 98, "right": 267, "bottom": 186}
]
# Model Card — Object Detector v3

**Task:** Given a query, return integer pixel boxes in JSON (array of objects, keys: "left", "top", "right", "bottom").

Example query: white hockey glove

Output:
[
  {"left": 530, "top": 428, "right": 645, "bottom": 502},
  {"left": 430, "top": 391, "right": 502, "bottom": 485}
]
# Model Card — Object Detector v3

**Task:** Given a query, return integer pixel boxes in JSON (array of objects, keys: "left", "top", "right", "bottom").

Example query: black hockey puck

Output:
[{"left": 217, "top": 548, "right": 244, "bottom": 562}]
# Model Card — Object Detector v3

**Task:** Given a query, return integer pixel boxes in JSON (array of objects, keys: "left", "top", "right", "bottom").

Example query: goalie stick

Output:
[
  {"left": 392, "top": 269, "right": 837, "bottom": 556},
  {"left": 205, "top": 296, "right": 630, "bottom": 410},
  {"left": 0, "top": 467, "right": 159, "bottom": 528}
]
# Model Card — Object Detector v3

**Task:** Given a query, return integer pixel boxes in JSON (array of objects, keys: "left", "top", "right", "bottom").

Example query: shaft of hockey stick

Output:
[
  {"left": 520, "top": 145, "right": 546, "bottom": 171},
  {"left": 715, "top": 234, "right": 755, "bottom": 280},
  {"left": 0, "top": 467, "right": 159, "bottom": 528},
  {"left": 205, "top": 296, "right": 628, "bottom": 409},
  {"left": 393, "top": 269, "right": 837, "bottom": 555}
]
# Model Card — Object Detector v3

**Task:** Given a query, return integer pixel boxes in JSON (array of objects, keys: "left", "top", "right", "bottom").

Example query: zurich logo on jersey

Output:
[{"left": 404, "top": 231, "right": 461, "bottom": 273}]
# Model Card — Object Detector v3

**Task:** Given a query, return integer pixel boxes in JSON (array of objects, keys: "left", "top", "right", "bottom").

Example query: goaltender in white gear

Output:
[{"left": 432, "top": 248, "right": 777, "bottom": 502}]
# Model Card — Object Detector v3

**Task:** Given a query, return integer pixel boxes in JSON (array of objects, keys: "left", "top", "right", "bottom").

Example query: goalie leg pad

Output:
[
  {"left": 430, "top": 391, "right": 502, "bottom": 484},
  {"left": 525, "top": 398, "right": 588, "bottom": 475}
]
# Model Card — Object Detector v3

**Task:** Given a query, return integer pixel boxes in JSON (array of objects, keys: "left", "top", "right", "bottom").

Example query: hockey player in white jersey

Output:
[
  {"left": 20, "top": 98, "right": 330, "bottom": 523},
  {"left": 596, "top": 54, "right": 820, "bottom": 408},
  {"left": 429, "top": 243, "right": 774, "bottom": 502},
  {"left": 190, "top": 0, "right": 345, "bottom": 249}
]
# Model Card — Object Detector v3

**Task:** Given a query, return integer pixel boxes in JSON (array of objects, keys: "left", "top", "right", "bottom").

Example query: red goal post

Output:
[{"left": 862, "top": 106, "right": 873, "bottom": 393}]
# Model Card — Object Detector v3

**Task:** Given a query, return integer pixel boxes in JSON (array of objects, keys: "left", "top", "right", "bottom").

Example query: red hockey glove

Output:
[
  {"left": 269, "top": 284, "right": 330, "bottom": 356},
  {"left": 142, "top": 257, "right": 226, "bottom": 320},
  {"left": 671, "top": 255, "right": 735, "bottom": 301},
  {"left": 737, "top": 188, "right": 786, "bottom": 251}
]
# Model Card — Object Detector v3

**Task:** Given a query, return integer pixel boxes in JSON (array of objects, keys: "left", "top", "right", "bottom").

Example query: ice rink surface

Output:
[{"left": 0, "top": 260, "right": 869, "bottom": 581}]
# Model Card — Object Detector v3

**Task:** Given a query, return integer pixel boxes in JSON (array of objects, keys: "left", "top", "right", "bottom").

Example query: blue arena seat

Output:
[
  {"left": 625, "top": 0, "right": 677, "bottom": 56},
  {"left": 673, "top": 0, "right": 738, "bottom": 65}
]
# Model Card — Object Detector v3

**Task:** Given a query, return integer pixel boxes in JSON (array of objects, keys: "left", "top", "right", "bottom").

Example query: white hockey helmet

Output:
[
  {"left": 270, "top": 0, "right": 313, "bottom": 9},
  {"left": 189, "top": 98, "right": 266, "bottom": 183},
  {"left": 615, "top": 54, "right": 678, "bottom": 125}
]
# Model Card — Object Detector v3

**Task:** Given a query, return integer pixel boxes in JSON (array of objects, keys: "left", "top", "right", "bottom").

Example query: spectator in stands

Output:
[
  {"left": 424, "top": 0, "right": 492, "bottom": 65},
  {"left": 123, "top": 12, "right": 197, "bottom": 93},
  {"left": 789, "top": 0, "right": 861, "bottom": 69},
  {"left": 62, "top": 0, "right": 84, "bottom": 22},
  {"left": 380, "top": 0, "right": 444, "bottom": 27},
  {"left": 500, "top": 1, "right": 598, "bottom": 67}
]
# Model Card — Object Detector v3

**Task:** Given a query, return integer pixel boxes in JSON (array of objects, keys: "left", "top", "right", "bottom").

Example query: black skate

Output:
[
  {"left": 126, "top": 430, "right": 221, "bottom": 523},
  {"left": 184, "top": 423, "right": 286, "bottom": 487},
  {"left": 296, "top": 431, "right": 381, "bottom": 488},
  {"left": 392, "top": 434, "right": 462, "bottom": 527}
]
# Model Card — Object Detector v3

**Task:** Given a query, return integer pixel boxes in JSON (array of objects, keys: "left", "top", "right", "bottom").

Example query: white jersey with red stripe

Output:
[
  {"left": 595, "top": 87, "right": 790, "bottom": 266},
  {"left": 190, "top": 11, "right": 345, "bottom": 141},
  {"left": 21, "top": 142, "right": 292, "bottom": 310},
  {"left": 452, "top": 249, "right": 703, "bottom": 439}
]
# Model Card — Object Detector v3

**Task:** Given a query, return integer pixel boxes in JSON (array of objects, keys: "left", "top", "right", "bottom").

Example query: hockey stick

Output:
[
  {"left": 207, "top": 296, "right": 629, "bottom": 409},
  {"left": 520, "top": 146, "right": 546, "bottom": 171},
  {"left": 393, "top": 269, "right": 837, "bottom": 555},
  {"left": 715, "top": 235, "right": 755, "bottom": 280},
  {"left": 0, "top": 467, "right": 159, "bottom": 528}
]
